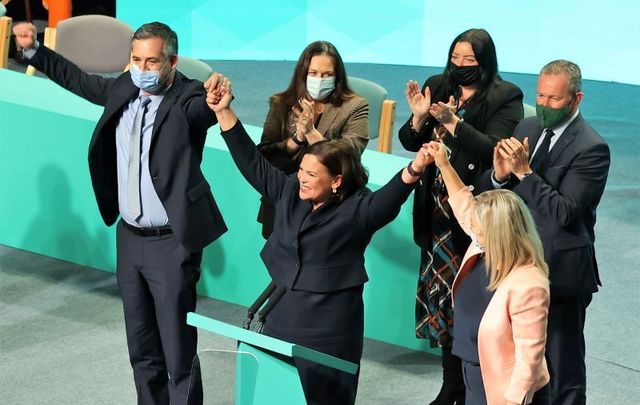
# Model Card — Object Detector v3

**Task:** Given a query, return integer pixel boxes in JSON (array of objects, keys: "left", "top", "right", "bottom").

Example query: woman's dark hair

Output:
[
  {"left": 304, "top": 140, "right": 368, "bottom": 203},
  {"left": 272, "top": 41, "right": 354, "bottom": 119},
  {"left": 442, "top": 28, "right": 500, "bottom": 100}
]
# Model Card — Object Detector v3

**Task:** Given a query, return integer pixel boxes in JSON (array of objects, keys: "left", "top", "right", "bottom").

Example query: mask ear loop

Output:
[{"left": 157, "top": 58, "right": 176, "bottom": 87}]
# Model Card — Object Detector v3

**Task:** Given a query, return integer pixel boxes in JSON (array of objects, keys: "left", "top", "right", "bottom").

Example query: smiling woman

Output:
[
  {"left": 206, "top": 78, "right": 430, "bottom": 404},
  {"left": 298, "top": 140, "right": 368, "bottom": 210}
]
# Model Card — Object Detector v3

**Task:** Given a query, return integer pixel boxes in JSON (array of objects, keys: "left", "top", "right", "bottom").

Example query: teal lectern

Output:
[{"left": 187, "top": 312, "right": 358, "bottom": 404}]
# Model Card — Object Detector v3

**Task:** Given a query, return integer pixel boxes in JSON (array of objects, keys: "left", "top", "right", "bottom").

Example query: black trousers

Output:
[
  {"left": 545, "top": 293, "right": 592, "bottom": 405},
  {"left": 116, "top": 220, "right": 202, "bottom": 405},
  {"left": 261, "top": 286, "right": 364, "bottom": 405}
]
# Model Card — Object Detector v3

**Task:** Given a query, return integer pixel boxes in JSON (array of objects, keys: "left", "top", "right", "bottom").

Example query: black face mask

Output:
[{"left": 450, "top": 64, "right": 481, "bottom": 86}]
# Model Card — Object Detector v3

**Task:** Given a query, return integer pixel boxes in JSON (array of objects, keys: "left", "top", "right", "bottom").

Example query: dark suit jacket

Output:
[
  {"left": 480, "top": 115, "right": 611, "bottom": 297},
  {"left": 222, "top": 120, "right": 415, "bottom": 293},
  {"left": 398, "top": 74, "right": 523, "bottom": 251},
  {"left": 28, "top": 46, "right": 227, "bottom": 252}
]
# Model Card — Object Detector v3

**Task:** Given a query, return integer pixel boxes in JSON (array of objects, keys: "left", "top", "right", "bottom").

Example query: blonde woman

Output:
[{"left": 426, "top": 141, "right": 551, "bottom": 405}]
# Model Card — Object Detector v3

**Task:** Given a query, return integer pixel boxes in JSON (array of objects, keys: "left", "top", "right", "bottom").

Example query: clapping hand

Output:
[
  {"left": 292, "top": 98, "right": 316, "bottom": 141},
  {"left": 429, "top": 96, "right": 457, "bottom": 125},
  {"left": 405, "top": 81, "right": 431, "bottom": 119},
  {"left": 496, "top": 137, "right": 532, "bottom": 179}
]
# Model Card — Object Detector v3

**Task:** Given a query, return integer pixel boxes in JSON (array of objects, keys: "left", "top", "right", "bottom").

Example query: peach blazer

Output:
[{"left": 449, "top": 187, "right": 550, "bottom": 405}]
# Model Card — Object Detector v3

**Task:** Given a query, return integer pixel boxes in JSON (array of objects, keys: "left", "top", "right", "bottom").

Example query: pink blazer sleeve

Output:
[
  {"left": 447, "top": 186, "right": 475, "bottom": 237},
  {"left": 504, "top": 281, "right": 550, "bottom": 403}
]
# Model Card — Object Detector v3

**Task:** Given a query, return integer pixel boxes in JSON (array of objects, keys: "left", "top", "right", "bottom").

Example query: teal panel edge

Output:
[{"left": 0, "top": 68, "right": 439, "bottom": 355}]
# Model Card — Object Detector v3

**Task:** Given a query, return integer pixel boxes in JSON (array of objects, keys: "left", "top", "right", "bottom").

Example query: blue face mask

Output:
[
  {"left": 306, "top": 75, "right": 335, "bottom": 100},
  {"left": 130, "top": 61, "right": 170, "bottom": 93}
]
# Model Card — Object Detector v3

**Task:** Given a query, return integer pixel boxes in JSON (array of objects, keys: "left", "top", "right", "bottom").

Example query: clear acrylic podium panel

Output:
[
  {"left": 185, "top": 313, "right": 355, "bottom": 404},
  {"left": 187, "top": 348, "right": 259, "bottom": 405}
]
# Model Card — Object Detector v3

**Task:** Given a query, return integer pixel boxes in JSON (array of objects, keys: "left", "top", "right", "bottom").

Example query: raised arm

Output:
[
  {"left": 14, "top": 22, "right": 113, "bottom": 106},
  {"left": 358, "top": 145, "right": 433, "bottom": 232},
  {"left": 182, "top": 75, "right": 219, "bottom": 135},
  {"left": 206, "top": 80, "right": 288, "bottom": 203},
  {"left": 427, "top": 141, "right": 475, "bottom": 236}
]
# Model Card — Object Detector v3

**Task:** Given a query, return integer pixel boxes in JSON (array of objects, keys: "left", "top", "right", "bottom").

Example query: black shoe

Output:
[{"left": 429, "top": 383, "right": 465, "bottom": 405}]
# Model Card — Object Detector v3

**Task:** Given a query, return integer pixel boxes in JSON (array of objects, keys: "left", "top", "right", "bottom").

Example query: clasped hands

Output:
[
  {"left": 204, "top": 73, "right": 232, "bottom": 112},
  {"left": 411, "top": 141, "right": 453, "bottom": 173},
  {"left": 493, "top": 137, "right": 533, "bottom": 181}
]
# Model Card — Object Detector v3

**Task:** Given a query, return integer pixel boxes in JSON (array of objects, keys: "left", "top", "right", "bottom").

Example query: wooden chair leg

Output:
[
  {"left": 377, "top": 99, "right": 396, "bottom": 154},
  {"left": 0, "top": 16, "right": 12, "bottom": 69}
]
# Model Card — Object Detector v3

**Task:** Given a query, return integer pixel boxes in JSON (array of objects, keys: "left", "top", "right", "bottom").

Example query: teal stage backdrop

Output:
[
  {"left": 115, "top": 0, "right": 640, "bottom": 85},
  {"left": 0, "top": 69, "right": 437, "bottom": 354}
]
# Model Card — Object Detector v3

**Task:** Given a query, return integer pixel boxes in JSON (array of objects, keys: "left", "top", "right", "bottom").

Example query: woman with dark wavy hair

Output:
[
  {"left": 398, "top": 28, "right": 524, "bottom": 405},
  {"left": 256, "top": 40, "right": 369, "bottom": 238},
  {"left": 206, "top": 74, "right": 429, "bottom": 404}
]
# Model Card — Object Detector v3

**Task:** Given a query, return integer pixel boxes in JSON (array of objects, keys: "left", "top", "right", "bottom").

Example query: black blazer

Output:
[
  {"left": 479, "top": 115, "right": 611, "bottom": 297},
  {"left": 28, "top": 46, "right": 227, "bottom": 252},
  {"left": 221, "top": 120, "right": 415, "bottom": 293},
  {"left": 398, "top": 74, "right": 523, "bottom": 250}
]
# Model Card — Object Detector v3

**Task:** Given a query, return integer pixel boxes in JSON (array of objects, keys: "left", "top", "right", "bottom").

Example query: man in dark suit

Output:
[
  {"left": 484, "top": 60, "right": 610, "bottom": 405},
  {"left": 14, "top": 21, "right": 227, "bottom": 404}
]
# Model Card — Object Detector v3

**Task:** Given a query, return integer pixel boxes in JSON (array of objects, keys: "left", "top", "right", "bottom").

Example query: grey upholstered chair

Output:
[
  {"left": 177, "top": 56, "right": 213, "bottom": 82},
  {"left": 26, "top": 15, "right": 134, "bottom": 76},
  {"left": 348, "top": 76, "right": 396, "bottom": 153}
]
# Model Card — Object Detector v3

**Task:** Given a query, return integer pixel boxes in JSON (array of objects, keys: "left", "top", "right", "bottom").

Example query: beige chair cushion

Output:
[{"left": 55, "top": 15, "right": 133, "bottom": 74}]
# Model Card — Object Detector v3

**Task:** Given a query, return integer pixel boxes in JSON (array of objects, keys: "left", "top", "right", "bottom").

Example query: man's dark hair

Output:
[{"left": 132, "top": 22, "right": 178, "bottom": 60}]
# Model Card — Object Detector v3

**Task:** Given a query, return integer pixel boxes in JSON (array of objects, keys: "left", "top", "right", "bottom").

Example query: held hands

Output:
[
  {"left": 402, "top": 143, "right": 435, "bottom": 184},
  {"left": 495, "top": 137, "right": 531, "bottom": 180},
  {"left": 412, "top": 144, "right": 435, "bottom": 172},
  {"left": 13, "top": 23, "right": 37, "bottom": 50},
  {"left": 426, "top": 141, "right": 451, "bottom": 169},
  {"left": 204, "top": 73, "right": 232, "bottom": 112},
  {"left": 405, "top": 80, "right": 431, "bottom": 119}
]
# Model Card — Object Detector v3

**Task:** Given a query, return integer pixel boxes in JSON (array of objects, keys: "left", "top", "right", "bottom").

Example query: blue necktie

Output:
[{"left": 127, "top": 96, "right": 151, "bottom": 220}]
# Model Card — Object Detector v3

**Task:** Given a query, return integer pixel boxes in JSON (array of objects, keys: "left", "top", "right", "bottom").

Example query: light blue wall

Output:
[{"left": 116, "top": 0, "right": 640, "bottom": 84}]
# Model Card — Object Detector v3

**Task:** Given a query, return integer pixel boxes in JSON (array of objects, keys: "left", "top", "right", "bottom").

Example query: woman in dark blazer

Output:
[
  {"left": 398, "top": 28, "right": 524, "bottom": 405},
  {"left": 256, "top": 41, "right": 369, "bottom": 238},
  {"left": 206, "top": 76, "right": 430, "bottom": 405}
]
